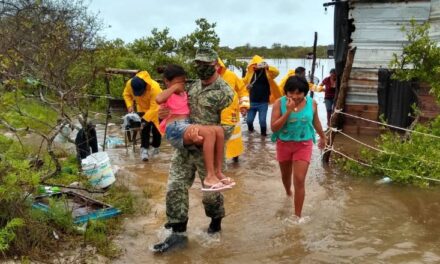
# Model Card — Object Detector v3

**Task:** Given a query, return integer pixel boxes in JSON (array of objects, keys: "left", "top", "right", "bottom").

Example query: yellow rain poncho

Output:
[
  {"left": 219, "top": 59, "right": 249, "bottom": 159},
  {"left": 122, "top": 71, "right": 162, "bottom": 130},
  {"left": 242, "top": 55, "right": 282, "bottom": 104},
  {"left": 278, "top": 70, "right": 324, "bottom": 94}
]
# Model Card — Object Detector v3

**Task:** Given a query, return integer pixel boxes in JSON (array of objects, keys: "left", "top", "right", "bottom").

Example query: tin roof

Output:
[
  {"left": 349, "top": 1, "right": 431, "bottom": 69},
  {"left": 344, "top": 0, "right": 438, "bottom": 105},
  {"left": 429, "top": 0, "right": 440, "bottom": 41}
]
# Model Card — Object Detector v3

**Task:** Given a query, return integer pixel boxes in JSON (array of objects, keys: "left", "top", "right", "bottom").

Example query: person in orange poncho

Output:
[
  {"left": 242, "top": 55, "right": 281, "bottom": 137},
  {"left": 218, "top": 58, "right": 249, "bottom": 162},
  {"left": 123, "top": 71, "right": 162, "bottom": 161}
]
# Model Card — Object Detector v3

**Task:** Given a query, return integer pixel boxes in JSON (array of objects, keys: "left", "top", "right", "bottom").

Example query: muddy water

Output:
[{"left": 103, "top": 94, "right": 440, "bottom": 263}]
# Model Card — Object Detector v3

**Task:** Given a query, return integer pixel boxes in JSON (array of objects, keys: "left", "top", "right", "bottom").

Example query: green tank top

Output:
[{"left": 271, "top": 96, "right": 316, "bottom": 143}]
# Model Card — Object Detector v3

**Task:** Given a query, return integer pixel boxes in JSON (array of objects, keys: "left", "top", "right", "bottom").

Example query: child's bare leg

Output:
[
  {"left": 212, "top": 126, "right": 225, "bottom": 180},
  {"left": 183, "top": 125, "right": 218, "bottom": 186}
]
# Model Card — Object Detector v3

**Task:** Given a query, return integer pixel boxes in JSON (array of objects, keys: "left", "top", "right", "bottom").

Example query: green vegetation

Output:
[
  {"left": 84, "top": 220, "right": 121, "bottom": 258},
  {"left": 221, "top": 44, "right": 328, "bottom": 59},
  {"left": 390, "top": 20, "right": 440, "bottom": 104},
  {"left": 0, "top": 218, "right": 24, "bottom": 253},
  {"left": 338, "top": 21, "right": 440, "bottom": 186},
  {"left": 0, "top": 131, "right": 136, "bottom": 259},
  {"left": 0, "top": 0, "right": 321, "bottom": 261},
  {"left": 338, "top": 116, "right": 440, "bottom": 186},
  {"left": 0, "top": 1, "right": 138, "bottom": 260}
]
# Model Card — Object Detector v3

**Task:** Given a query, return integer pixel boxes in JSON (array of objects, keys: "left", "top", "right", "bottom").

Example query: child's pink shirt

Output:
[{"left": 159, "top": 92, "right": 190, "bottom": 134}]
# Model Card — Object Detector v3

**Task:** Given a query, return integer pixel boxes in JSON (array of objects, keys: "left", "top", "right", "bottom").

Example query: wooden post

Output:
[
  {"left": 322, "top": 46, "right": 357, "bottom": 163},
  {"left": 310, "top": 32, "right": 318, "bottom": 82},
  {"left": 102, "top": 74, "right": 111, "bottom": 151},
  {"left": 310, "top": 32, "right": 318, "bottom": 97}
]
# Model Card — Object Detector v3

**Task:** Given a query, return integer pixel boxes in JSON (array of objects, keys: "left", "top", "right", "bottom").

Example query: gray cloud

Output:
[{"left": 88, "top": 0, "right": 333, "bottom": 47}]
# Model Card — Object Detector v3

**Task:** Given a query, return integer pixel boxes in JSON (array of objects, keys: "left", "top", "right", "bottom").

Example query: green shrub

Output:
[{"left": 338, "top": 116, "right": 440, "bottom": 187}]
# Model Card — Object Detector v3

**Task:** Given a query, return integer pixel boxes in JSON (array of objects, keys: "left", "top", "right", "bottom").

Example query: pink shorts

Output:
[{"left": 276, "top": 140, "right": 313, "bottom": 163}]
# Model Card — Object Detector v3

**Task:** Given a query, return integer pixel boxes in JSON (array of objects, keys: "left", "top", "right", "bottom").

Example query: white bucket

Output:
[{"left": 81, "top": 152, "right": 115, "bottom": 188}]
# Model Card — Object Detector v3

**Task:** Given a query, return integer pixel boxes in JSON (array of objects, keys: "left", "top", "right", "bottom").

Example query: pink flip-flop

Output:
[
  {"left": 201, "top": 182, "right": 232, "bottom": 192},
  {"left": 220, "top": 177, "right": 236, "bottom": 187}
]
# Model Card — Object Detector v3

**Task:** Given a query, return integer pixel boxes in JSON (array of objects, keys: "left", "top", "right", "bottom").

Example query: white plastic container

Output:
[{"left": 81, "top": 152, "right": 115, "bottom": 188}]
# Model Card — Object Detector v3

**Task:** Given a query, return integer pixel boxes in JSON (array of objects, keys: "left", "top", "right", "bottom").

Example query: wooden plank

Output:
[
  {"left": 350, "top": 70, "right": 378, "bottom": 80},
  {"left": 344, "top": 109, "right": 378, "bottom": 119},
  {"left": 348, "top": 79, "right": 378, "bottom": 86},
  {"left": 105, "top": 68, "right": 139, "bottom": 75},
  {"left": 345, "top": 104, "right": 378, "bottom": 111},
  {"left": 323, "top": 47, "right": 357, "bottom": 163},
  {"left": 343, "top": 125, "right": 381, "bottom": 136}
]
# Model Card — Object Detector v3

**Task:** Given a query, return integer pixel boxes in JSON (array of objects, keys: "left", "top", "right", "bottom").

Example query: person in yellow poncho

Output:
[
  {"left": 278, "top": 67, "right": 324, "bottom": 96},
  {"left": 123, "top": 71, "right": 162, "bottom": 161},
  {"left": 242, "top": 55, "right": 281, "bottom": 136},
  {"left": 218, "top": 58, "right": 250, "bottom": 162}
]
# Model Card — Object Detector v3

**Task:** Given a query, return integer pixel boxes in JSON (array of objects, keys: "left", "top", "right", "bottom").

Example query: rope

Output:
[
  {"left": 329, "top": 127, "right": 389, "bottom": 154},
  {"left": 328, "top": 146, "right": 440, "bottom": 183},
  {"left": 75, "top": 94, "right": 116, "bottom": 99},
  {"left": 319, "top": 147, "right": 333, "bottom": 160},
  {"left": 333, "top": 109, "right": 440, "bottom": 140},
  {"left": 329, "top": 127, "right": 440, "bottom": 167}
]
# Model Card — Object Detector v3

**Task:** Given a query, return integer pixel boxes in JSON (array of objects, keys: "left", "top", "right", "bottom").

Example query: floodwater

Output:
[
  {"left": 232, "top": 58, "right": 336, "bottom": 84},
  {"left": 100, "top": 92, "right": 440, "bottom": 264}
]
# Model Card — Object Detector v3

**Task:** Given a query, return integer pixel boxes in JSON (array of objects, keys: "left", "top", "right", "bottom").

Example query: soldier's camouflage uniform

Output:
[{"left": 166, "top": 76, "right": 234, "bottom": 224}]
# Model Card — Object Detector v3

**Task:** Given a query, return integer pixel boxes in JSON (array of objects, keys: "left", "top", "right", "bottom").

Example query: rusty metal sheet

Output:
[
  {"left": 429, "top": 0, "right": 440, "bottom": 41},
  {"left": 349, "top": 1, "right": 431, "bottom": 69}
]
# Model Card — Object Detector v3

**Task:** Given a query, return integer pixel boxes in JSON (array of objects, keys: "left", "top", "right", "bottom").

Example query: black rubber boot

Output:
[
  {"left": 207, "top": 217, "right": 222, "bottom": 234},
  {"left": 153, "top": 221, "right": 188, "bottom": 253},
  {"left": 261, "top": 126, "right": 267, "bottom": 137},
  {"left": 152, "top": 233, "right": 188, "bottom": 253},
  {"left": 164, "top": 220, "right": 187, "bottom": 232}
]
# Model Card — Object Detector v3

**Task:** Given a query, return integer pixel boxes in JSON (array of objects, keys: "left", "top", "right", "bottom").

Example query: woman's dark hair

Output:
[
  {"left": 294, "top": 66, "right": 306, "bottom": 75},
  {"left": 157, "top": 64, "right": 187, "bottom": 81},
  {"left": 284, "top": 76, "right": 309, "bottom": 96}
]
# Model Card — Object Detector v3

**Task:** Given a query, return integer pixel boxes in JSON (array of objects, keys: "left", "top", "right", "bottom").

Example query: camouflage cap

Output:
[{"left": 194, "top": 48, "right": 218, "bottom": 63}]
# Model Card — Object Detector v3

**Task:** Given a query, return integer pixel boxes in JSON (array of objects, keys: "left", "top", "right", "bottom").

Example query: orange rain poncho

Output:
[
  {"left": 242, "top": 55, "right": 282, "bottom": 104},
  {"left": 219, "top": 59, "right": 249, "bottom": 158},
  {"left": 122, "top": 71, "right": 162, "bottom": 130}
]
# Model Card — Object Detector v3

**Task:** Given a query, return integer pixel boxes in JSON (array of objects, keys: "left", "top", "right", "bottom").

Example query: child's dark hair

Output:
[
  {"left": 157, "top": 64, "right": 187, "bottom": 81},
  {"left": 284, "top": 76, "right": 309, "bottom": 96}
]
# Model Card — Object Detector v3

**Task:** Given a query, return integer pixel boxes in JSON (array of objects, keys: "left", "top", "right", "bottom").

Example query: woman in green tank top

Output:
[{"left": 271, "top": 76, "right": 326, "bottom": 218}]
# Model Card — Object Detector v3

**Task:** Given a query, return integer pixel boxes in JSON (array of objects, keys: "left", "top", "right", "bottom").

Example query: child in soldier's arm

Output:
[{"left": 156, "top": 64, "right": 235, "bottom": 192}]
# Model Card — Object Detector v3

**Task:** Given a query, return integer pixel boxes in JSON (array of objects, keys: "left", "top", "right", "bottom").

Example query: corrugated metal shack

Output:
[{"left": 331, "top": 0, "right": 440, "bottom": 135}]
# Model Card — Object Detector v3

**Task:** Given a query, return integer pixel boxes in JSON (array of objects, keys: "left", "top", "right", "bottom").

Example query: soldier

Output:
[{"left": 152, "top": 48, "right": 234, "bottom": 253}]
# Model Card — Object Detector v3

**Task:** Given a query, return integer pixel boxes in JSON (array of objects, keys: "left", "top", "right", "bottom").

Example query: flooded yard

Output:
[{"left": 99, "top": 96, "right": 440, "bottom": 263}]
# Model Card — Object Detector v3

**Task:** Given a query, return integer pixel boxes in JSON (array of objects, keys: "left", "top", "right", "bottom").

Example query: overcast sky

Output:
[{"left": 88, "top": 0, "right": 334, "bottom": 48}]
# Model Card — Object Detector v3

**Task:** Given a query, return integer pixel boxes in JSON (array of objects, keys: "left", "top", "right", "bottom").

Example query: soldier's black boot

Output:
[
  {"left": 153, "top": 221, "right": 188, "bottom": 253},
  {"left": 207, "top": 217, "right": 222, "bottom": 234},
  {"left": 164, "top": 220, "right": 187, "bottom": 231}
]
